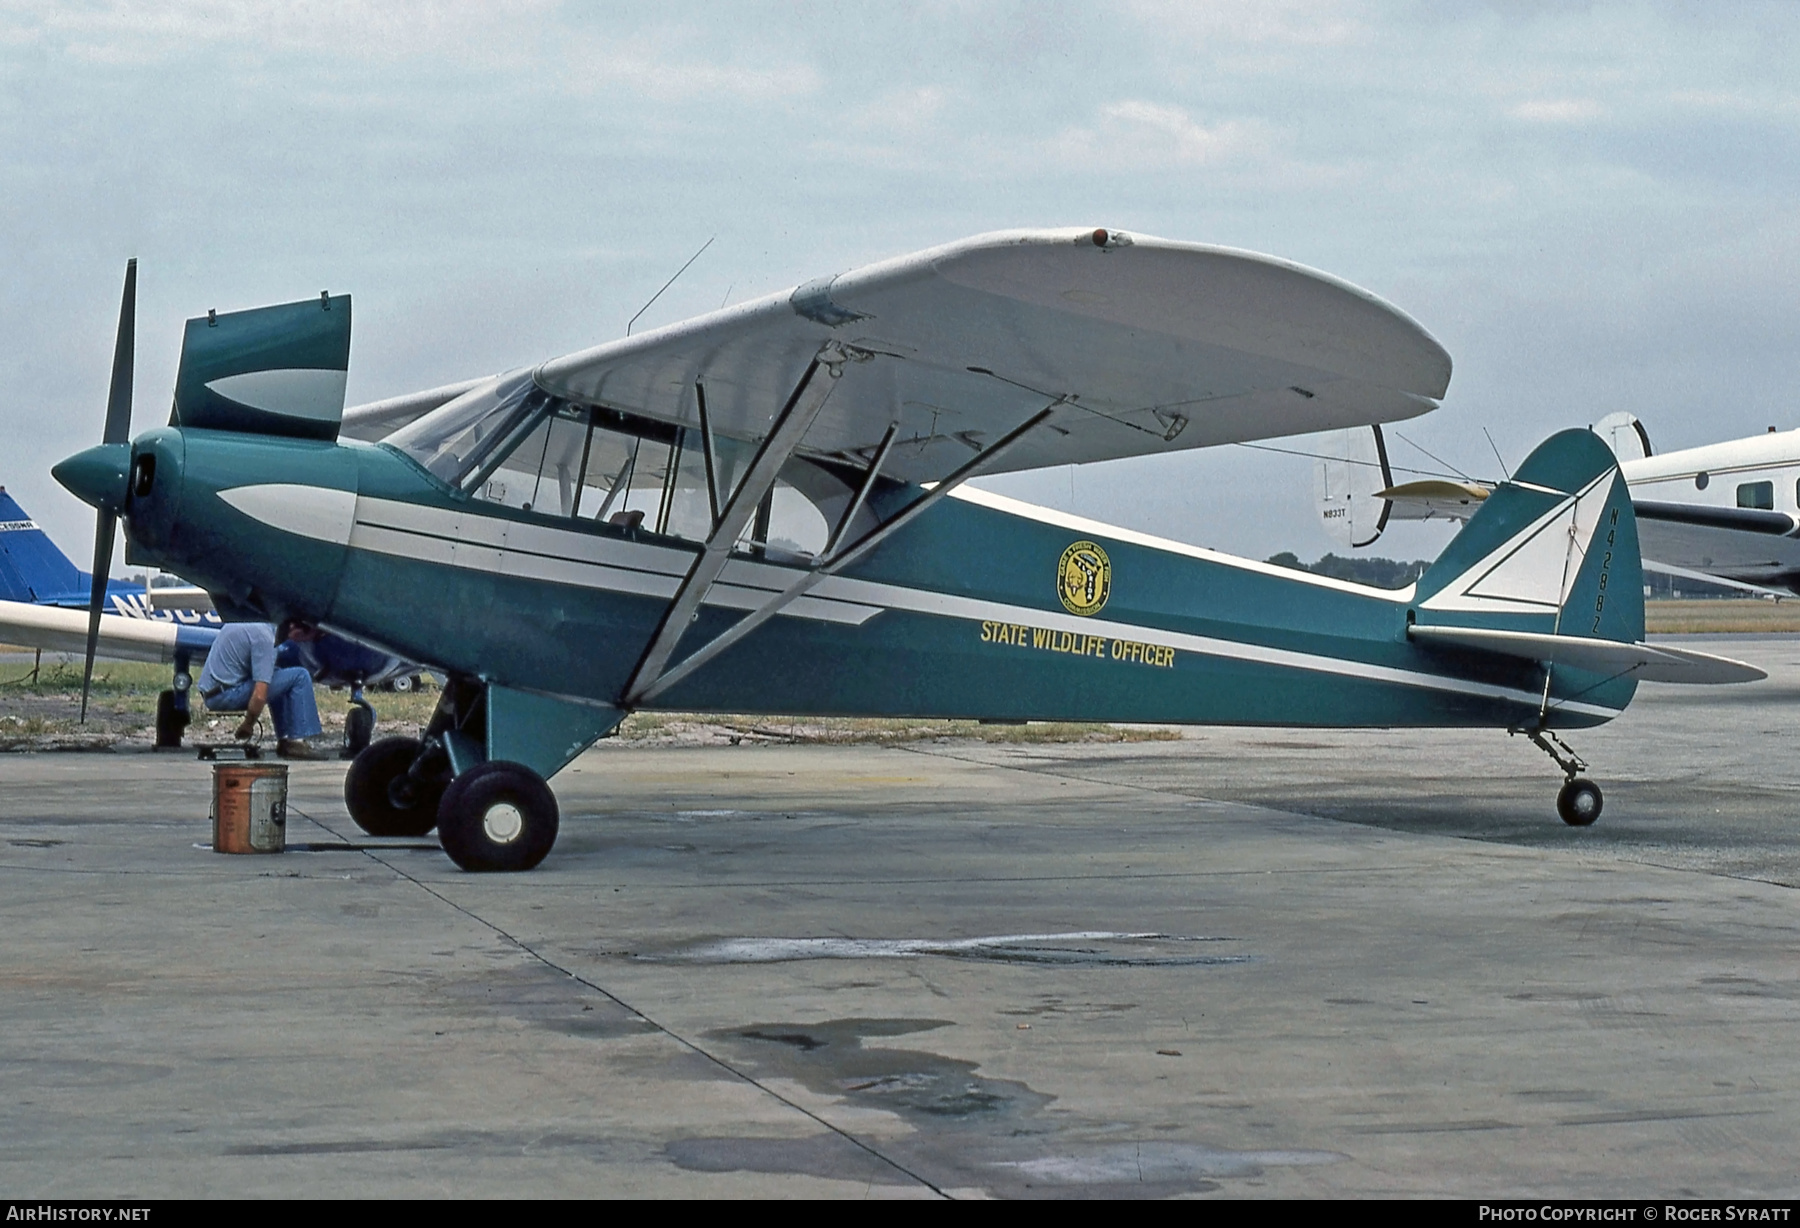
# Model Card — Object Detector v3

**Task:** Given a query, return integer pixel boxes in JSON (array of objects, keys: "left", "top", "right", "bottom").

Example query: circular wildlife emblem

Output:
[{"left": 1057, "top": 540, "right": 1112, "bottom": 616}]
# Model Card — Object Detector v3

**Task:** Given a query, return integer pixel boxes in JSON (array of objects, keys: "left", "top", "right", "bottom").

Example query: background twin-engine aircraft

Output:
[
  {"left": 1319, "top": 414, "right": 1800, "bottom": 597},
  {"left": 48, "top": 229, "right": 1761, "bottom": 872}
]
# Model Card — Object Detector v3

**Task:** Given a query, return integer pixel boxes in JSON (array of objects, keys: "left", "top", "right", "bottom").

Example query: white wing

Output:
[
  {"left": 0, "top": 600, "right": 208, "bottom": 665},
  {"left": 528, "top": 228, "right": 1452, "bottom": 482}
]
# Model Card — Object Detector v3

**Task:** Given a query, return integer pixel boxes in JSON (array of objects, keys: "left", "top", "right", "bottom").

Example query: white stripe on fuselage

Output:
[{"left": 214, "top": 483, "right": 1622, "bottom": 719}]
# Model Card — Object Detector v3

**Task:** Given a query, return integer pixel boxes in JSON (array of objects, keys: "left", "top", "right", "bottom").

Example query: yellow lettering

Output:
[{"left": 985, "top": 622, "right": 1177, "bottom": 669}]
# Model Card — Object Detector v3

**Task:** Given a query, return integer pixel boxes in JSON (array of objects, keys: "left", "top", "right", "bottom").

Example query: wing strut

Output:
[
  {"left": 696, "top": 381, "right": 722, "bottom": 526},
  {"left": 621, "top": 351, "right": 844, "bottom": 706},
  {"left": 634, "top": 404, "right": 1056, "bottom": 706},
  {"left": 825, "top": 423, "right": 898, "bottom": 558}
]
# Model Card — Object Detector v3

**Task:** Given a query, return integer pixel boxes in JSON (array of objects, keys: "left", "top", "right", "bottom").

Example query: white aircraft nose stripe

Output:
[{"left": 218, "top": 483, "right": 357, "bottom": 545}]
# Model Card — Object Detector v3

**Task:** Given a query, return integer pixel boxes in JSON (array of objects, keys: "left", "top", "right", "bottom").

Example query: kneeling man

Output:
[{"left": 197, "top": 619, "right": 327, "bottom": 760}]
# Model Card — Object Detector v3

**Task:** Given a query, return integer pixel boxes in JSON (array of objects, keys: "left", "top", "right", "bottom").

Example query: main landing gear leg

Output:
[
  {"left": 344, "top": 674, "right": 559, "bottom": 870},
  {"left": 1513, "top": 727, "right": 1603, "bottom": 827}
]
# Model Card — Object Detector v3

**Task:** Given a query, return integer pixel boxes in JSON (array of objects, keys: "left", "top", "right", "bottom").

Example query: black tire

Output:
[
  {"left": 436, "top": 761, "right": 559, "bottom": 872},
  {"left": 1557, "top": 777, "right": 1603, "bottom": 827},
  {"left": 154, "top": 689, "right": 189, "bottom": 748},
  {"left": 391, "top": 675, "right": 415, "bottom": 693},
  {"left": 344, "top": 736, "right": 443, "bottom": 836},
  {"left": 343, "top": 702, "right": 375, "bottom": 758}
]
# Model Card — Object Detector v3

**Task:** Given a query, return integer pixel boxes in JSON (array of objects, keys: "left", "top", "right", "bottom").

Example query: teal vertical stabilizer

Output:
[
  {"left": 1411, "top": 428, "right": 1643, "bottom": 714},
  {"left": 1414, "top": 429, "right": 1642, "bottom": 641},
  {"left": 172, "top": 295, "right": 351, "bottom": 441},
  {"left": 486, "top": 685, "right": 626, "bottom": 780}
]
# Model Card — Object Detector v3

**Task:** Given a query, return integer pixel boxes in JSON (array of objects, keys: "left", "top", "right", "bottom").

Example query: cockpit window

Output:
[
  {"left": 386, "top": 371, "right": 543, "bottom": 486},
  {"left": 385, "top": 377, "right": 844, "bottom": 556}
]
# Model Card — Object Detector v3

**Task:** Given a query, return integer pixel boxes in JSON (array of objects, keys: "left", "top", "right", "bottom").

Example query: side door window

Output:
[{"left": 1737, "top": 480, "right": 1774, "bottom": 511}]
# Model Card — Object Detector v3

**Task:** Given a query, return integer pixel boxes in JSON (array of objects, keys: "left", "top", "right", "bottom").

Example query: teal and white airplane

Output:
[{"left": 52, "top": 230, "right": 1761, "bottom": 871}]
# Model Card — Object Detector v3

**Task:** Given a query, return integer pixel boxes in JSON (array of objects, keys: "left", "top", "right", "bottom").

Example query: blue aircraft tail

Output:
[
  {"left": 0, "top": 488, "right": 87, "bottom": 605},
  {"left": 1413, "top": 429, "right": 1643, "bottom": 644}
]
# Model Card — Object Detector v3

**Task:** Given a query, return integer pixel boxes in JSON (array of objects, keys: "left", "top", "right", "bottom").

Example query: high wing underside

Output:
[
  {"left": 356, "top": 229, "right": 1452, "bottom": 479},
  {"left": 535, "top": 228, "right": 1453, "bottom": 481}
]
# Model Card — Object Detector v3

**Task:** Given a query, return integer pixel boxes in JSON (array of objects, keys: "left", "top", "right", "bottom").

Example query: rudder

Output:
[
  {"left": 1414, "top": 429, "right": 1643, "bottom": 645},
  {"left": 0, "top": 489, "right": 86, "bottom": 604}
]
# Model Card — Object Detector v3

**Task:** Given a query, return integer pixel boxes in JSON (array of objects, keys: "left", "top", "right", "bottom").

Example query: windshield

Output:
[
  {"left": 386, "top": 379, "right": 836, "bottom": 556},
  {"left": 386, "top": 370, "right": 544, "bottom": 486}
]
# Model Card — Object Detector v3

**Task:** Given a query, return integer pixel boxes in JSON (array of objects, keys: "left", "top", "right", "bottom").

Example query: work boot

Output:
[{"left": 277, "top": 738, "right": 331, "bottom": 761}]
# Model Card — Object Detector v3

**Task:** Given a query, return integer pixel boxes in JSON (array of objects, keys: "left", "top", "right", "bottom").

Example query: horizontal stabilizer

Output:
[
  {"left": 1408, "top": 625, "right": 1764, "bottom": 684},
  {"left": 1375, "top": 478, "right": 1490, "bottom": 523}
]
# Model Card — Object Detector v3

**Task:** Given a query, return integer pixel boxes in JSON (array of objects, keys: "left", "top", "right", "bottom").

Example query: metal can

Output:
[{"left": 211, "top": 763, "right": 288, "bottom": 854}]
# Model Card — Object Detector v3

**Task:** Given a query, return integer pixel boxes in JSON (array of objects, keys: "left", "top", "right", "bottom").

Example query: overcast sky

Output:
[{"left": 4, "top": 0, "right": 1798, "bottom": 568}]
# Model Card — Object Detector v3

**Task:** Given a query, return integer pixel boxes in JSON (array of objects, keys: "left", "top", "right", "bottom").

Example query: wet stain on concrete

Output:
[
  {"left": 725, "top": 1017, "right": 1051, "bottom": 1124},
  {"left": 664, "top": 1134, "right": 916, "bottom": 1188},
  {"left": 996, "top": 1141, "right": 1342, "bottom": 1186},
  {"left": 685, "top": 1017, "right": 1342, "bottom": 1198}
]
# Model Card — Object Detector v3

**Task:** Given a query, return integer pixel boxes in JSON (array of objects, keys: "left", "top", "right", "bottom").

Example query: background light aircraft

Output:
[
  {"left": 52, "top": 232, "right": 1760, "bottom": 872},
  {"left": 1319, "top": 414, "right": 1800, "bottom": 597},
  {"left": 0, "top": 484, "right": 427, "bottom": 748}
]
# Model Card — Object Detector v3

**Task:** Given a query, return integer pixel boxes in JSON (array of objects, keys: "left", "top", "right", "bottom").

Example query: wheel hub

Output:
[{"left": 482, "top": 802, "right": 525, "bottom": 844}]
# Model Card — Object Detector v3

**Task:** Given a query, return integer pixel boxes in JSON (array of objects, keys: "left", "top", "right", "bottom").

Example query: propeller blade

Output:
[
  {"left": 82, "top": 261, "right": 135, "bottom": 722},
  {"left": 80, "top": 510, "right": 116, "bottom": 723},
  {"left": 104, "top": 259, "right": 136, "bottom": 445}
]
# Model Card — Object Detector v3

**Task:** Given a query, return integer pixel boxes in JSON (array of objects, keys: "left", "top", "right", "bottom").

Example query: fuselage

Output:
[
  {"left": 116, "top": 425, "right": 1630, "bottom": 732},
  {"left": 1623, "top": 430, "right": 1800, "bottom": 588}
]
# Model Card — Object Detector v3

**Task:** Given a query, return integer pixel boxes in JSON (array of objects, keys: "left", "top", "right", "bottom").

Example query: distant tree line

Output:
[{"left": 1265, "top": 552, "right": 1431, "bottom": 590}]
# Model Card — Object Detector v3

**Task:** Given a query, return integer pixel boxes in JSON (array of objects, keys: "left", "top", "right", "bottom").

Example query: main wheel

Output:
[
  {"left": 436, "top": 761, "right": 558, "bottom": 872},
  {"left": 154, "top": 689, "right": 189, "bottom": 749},
  {"left": 344, "top": 736, "right": 444, "bottom": 836},
  {"left": 343, "top": 701, "right": 376, "bottom": 758},
  {"left": 1557, "top": 777, "right": 1603, "bottom": 827}
]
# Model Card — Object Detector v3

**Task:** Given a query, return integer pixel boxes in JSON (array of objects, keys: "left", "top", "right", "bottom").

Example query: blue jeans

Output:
[{"left": 204, "top": 667, "right": 322, "bottom": 739}]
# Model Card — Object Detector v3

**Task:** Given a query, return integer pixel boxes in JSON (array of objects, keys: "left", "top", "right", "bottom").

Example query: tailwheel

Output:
[
  {"left": 1514, "top": 727, "right": 1604, "bottom": 828},
  {"left": 437, "top": 760, "right": 558, "bottom": 872},
  {"left": 344, "top": 736, "right": 446, "bottom": 836},
  {"left": 1556, "top": 778, "right": 1603, "bottom": 827}
]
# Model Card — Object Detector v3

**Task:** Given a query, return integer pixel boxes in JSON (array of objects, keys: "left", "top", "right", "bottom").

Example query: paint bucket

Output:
[{"left": 211, "top": 763, "right": 288, "bottom": 854}]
